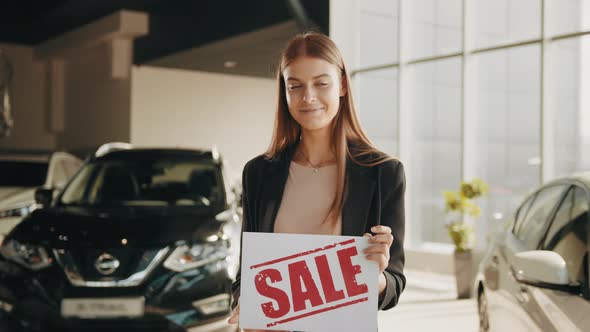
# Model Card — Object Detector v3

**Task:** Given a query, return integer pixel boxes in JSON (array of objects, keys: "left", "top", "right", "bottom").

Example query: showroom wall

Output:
[
  {"left": 0, "top": 43, "right": 57, "bottom": 150},
  {"left": 58, "top": 42, "right": 132, "bottom": 151},
  {"left": 0, "top": 11, "right": 147, "bottom": 155},
  {"left": 130, "top": 66, "right": 276, "bottom": 179}
]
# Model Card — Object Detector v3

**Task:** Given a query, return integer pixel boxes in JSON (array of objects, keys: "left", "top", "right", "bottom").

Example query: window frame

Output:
[
  {"left": 512, "top": 192, "right": 537, "bottom": 234},
  {"left": 538, "top": 183, "right": 589, "bottom": 248},
  {"left": 513, "top": 183, "right": 569, "bottom": 249},
  {"left": 537, "top": 182, "right": 590, "bottom": 297}
]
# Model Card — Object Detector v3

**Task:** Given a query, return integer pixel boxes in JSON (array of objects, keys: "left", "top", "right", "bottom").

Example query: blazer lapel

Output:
[
  {"left": 341, "top": 160, "right": 376, "bottom": 236},
  {"left": 258, "top": 147, "right": 294, "bottom": 233}
]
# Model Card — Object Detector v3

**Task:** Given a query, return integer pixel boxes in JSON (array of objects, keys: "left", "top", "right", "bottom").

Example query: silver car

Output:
[
  {"left": 0, "top": 151, "right": 82, "bottom": 241},
  {"left": 475, "top": 173, "right": 590, "bottom": 331}
]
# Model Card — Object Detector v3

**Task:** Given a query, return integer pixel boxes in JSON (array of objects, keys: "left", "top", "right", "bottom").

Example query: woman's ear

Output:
[{"left": 340, "top": 76, "right": 348, "bottom": 97}]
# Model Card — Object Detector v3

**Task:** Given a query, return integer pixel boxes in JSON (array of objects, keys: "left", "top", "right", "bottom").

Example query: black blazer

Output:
[{"left": 231, "top": 144, "right": 406, "bottom": 311}]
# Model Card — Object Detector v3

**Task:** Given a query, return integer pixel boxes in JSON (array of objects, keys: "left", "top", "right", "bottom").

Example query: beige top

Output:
[{"left": 273, "top": 161, "right": 342, "bottom": 235}]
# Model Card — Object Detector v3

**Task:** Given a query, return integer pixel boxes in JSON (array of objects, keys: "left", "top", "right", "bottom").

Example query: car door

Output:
[
  {"left": 523, "top": 185, "right": 590, "bottom": 332},
  {"left": 483, "top": 192, "right": 534, "bottom": 328},
  {"left": 489, "top": 184, "right": 569, "bottom": 332}
]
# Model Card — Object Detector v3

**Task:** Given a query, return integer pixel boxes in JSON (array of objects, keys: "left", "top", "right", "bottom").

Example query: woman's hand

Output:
[
  {"left": 228, "top": 301, "right": 239, "bottom": 325},
  {"left": 364, "top": 225, "right": 394, "bottom": 273},
  {"left": 364, "top": 225, "right": 394, "bottom": 295},
  {"left": 228, "top": 301, "right": 289, "bottom": 332}
]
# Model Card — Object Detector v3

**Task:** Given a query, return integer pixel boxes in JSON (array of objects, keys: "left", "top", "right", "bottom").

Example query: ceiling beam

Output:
[{"left": 34, "top": 10, "right": 148, "bottom": 60}]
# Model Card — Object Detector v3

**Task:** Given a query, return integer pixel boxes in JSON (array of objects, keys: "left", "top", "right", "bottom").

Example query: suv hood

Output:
[{"left": 9, "top": 206, "right": 225, "bottom": 248}]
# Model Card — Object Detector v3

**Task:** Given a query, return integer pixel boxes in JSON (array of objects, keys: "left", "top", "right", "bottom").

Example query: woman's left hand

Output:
[{"left": 363, "top": 225, "right": 393, "bottom": 274}]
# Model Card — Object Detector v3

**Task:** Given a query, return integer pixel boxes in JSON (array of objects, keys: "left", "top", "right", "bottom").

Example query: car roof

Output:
[
  {"left": 565, "top": 171, "right": 590, "bottom": 187},
  {"left": 93, "top": 148, "right": 218, "bottom": 162},
  {"left": 534, "top": 171, "right": 590, "bottom": 195}
]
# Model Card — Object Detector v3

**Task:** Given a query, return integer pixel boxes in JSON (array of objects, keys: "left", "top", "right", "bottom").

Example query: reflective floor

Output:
[
  {"left": 379, "top": 270, "right": 478, "bottom": 332},
  {"left": 0, "top": 270, "right": 477, "bottom": 332}
]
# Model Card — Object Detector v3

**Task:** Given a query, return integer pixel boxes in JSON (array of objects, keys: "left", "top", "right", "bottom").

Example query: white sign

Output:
[{"left": 240, "top": 232, "right": 378, "bottom": 332}]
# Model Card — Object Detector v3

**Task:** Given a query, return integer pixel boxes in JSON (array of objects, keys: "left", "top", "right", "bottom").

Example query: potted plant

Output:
[{"left": 443, "top": 178, "right": 488, "bottom": 299}]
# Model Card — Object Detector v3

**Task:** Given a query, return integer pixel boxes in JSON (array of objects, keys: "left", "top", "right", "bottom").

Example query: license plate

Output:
[{"left": 61, "top": 297, "right": 145, "bottom": 319}]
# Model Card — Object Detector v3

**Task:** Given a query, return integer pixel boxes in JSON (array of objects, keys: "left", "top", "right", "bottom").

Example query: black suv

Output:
[{"left": 0, "top": 143, "right": 241, "bottom": 332}]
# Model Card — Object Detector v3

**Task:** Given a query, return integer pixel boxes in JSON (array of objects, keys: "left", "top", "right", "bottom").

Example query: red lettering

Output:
[
  {"left": 314, "top": 254, "right": 345, "bottom": 303},
  {"left": 337, "top": 246, "right": 368, "bottom": 297},
  {"left": 288, "top": 260, "right": 324, "bottom": 312},
  {"left": 255, "top": 268, "right": 291, "bottom": 319}
]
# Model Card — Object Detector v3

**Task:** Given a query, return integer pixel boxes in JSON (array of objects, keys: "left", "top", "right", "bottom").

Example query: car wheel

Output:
[{"left": 478, "top": 288, "right": 490, "bottom": 332}]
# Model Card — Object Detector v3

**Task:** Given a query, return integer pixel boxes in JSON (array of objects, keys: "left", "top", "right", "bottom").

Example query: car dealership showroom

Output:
[{"left": 0, "top": 1, "right": 589, "bottom": 331}]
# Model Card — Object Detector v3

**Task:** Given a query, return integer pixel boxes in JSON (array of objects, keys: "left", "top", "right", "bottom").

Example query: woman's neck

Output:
[{"left": 297, "top": 127, "right": 335, "bottom": 165}]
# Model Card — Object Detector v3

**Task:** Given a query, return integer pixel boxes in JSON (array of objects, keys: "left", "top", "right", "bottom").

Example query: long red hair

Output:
[{"left": 265, "top": 32, "right": 392, "bottom": 225}]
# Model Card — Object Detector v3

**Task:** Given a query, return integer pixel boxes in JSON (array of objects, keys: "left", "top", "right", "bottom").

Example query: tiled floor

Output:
[{"left": 378, "top": 270, "right": 479, "bottom": 332}]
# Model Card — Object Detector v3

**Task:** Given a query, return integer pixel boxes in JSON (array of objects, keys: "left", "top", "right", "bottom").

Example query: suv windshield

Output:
[
  {"left": 0, "top": 161, "right": 48, "bottom": 187},
  {"left": 60, "top": 156, "right": 224, "bottom": 208}
]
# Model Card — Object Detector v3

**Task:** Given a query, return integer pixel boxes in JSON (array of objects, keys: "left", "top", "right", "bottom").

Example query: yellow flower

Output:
[
  {"left": 461, "top": 182, "right": 476, "bottom": 199},
  {"left": 465, "top": 202, "right": 481, "bottom": 217},
  {"left": 447, "top": 221, "right": 473, "bottom": 252},
  {"left": 442, "top": 178, "right": 488, "bottom": 251},
  {"left": 444, "top": 191, "right": 463, "bottom": 212},
  {"left": 473, "top": 178, "right": 488, "bottom": 195}
]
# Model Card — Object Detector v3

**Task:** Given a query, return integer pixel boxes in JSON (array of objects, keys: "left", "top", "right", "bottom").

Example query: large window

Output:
[
  {"left": 471, "top": 0, "right": 541, "bottom": 49},
  {"left": 358, "top": 0, "right": 399, "bottom": 68},
  {"left": 409, "top": 58, "right": 462, "bottom": 244},
  {"left": 546, "top": 0, "right": 590, "bottom": 37},
  {"left": 408, "top": 0, "right": 462, "bottom": 60},
  {"left": 472, "top": 45, "right": 541, "bottom": 241},
  {"left": 357, "top": 68, "right": 398, "bottom": 157},
  {"left": 551, "top": 36, "right": 590, "bottom": 177},
  {"left": 351, "top": 0, "right": 590, "bottom": 248}
]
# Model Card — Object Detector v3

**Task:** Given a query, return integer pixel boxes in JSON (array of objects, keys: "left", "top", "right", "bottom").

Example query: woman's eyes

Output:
[
  {"left": 287, "top": 82, "right": 330, "bottom": 91},
  {"left": 288, "top": 82, "right": 329, "bottom": 90}
]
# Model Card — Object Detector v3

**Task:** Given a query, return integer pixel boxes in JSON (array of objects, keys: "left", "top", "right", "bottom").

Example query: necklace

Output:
[{"left": 298, "top": 148, "right": 336, "bottom": 173}]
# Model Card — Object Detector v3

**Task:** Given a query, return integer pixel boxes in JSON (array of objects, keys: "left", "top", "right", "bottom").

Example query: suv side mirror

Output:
[
  {"left": 34, "top": 187, "right": 54, "bottom": 207},
  {"left": 231, "top": 186, "right": 241, "bottom": 207}
]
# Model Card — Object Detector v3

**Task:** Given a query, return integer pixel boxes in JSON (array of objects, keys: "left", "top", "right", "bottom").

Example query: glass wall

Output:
[
  {"left": 408, "top": 0, "right": 462, "bottom": 60},
  {"left": 358, "top": 0, "right": 399, "bottom": 68},
  {"left": 550, "top": 35, "right": 590, "bottom": 177},
  {"left": 546, "top": 0, "right": 590, "bottom": 36},
  {"left": 357, "top": 68, "right": 399, "bottom": 157},
  {"left": 472, "top": 45, "right": 541, "bottom": 242},
  {"left": 409, "top": 58, "right": 462, "bottom": 244},
  {"left": 350, "top": 0, "right": 590, "bottom": 248},
  {"left": 471, "top": 0, "right": 541, "bottom": 49}
]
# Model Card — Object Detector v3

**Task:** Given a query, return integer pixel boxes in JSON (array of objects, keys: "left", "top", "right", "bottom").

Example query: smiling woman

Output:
[
  {"left": 229, "top": 32, "right": 407, "bottom": 331},
  {"left": 283, "top": 58, "right": 345, "bottom": 132}
]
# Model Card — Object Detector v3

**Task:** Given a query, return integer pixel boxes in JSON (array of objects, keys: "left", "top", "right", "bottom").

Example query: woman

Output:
[{"left": 228, "top": 32, "right": 406, "bottom": 331}]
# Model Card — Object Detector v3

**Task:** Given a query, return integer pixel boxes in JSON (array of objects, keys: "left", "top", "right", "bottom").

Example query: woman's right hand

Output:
[{"left": 228, "top": 302, "right": 258, "bottom": 332}]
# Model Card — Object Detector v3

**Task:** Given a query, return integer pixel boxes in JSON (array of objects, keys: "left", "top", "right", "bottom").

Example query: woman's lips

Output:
[{"left": 300, "top": 107, "right": 324, "bottom": 114}]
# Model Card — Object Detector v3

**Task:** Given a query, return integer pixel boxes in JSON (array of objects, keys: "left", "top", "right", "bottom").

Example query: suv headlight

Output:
[
  {"left": 164, "top": 241, "right": 229, "bottom": 272},
  {"left": 0, "top": 239, "right": 53, "bottom": 270},
  {"left": 0, "top": 202, "right": 38, "bottom": 218}
]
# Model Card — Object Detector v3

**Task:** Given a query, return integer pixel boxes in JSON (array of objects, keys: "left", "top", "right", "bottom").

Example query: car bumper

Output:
[{"left": 0, "top": 261, "right": 235, "bottom": 332}]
